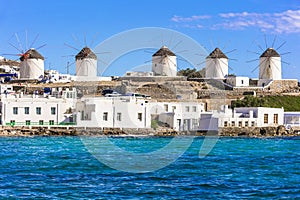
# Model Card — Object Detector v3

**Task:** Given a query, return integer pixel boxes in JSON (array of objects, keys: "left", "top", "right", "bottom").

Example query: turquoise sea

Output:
[{"left": 0, "top": 136, "right": 299, "bottom": 199}]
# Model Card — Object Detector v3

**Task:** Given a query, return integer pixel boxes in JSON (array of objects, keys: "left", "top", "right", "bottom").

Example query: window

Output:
[
  {"left": 192, "top": 106, "right": 197, "bottom": 112},
  {"left": 251, "top": 121, "right": 255, "bottom": 127},
  {"left": 103, "top": 112, "right": 108, "bottom": 121},
  {"left": 13, "top": 107, "right": 18, "bottom": 115},
  {"left": 245, "top": 121, "right": 249, "bottom": 127},
  {"left": 164, "top": 104, "right": 168, "bottom": 112},
  {"left": 36, "top": 107, "right": 41, "bottom": 115},
  {"left": 10, "top": 120, "right": 15, "bottom": 126},
  {"left": 117, "top": 113, "right": 122, "bottom": 121},
  {"left": 24, "top": 107, "right": 29, "bottom": 115},
  {"left": 231, "top": 121, "right": 235, "bottom": 127},
  {"left": 172, "top": 106, "right": 176, "bottom": 112},
  {"left": 49, "top": 120, "right": 54, "bottom": 125},
  {"left": 274, "top": 114, "right": 278, "bottom": 124},
  {"left": 241, "top": 80, "right": 244, "bottom": 84},
  {"left": 51, "top": 107, "right": 56, "bottom": 115},
  {"left": 224, "top": 121, "right": 228, "bottom": 127},
  {"left": 238, "top": 121, "right": 242, "bottom": 127},
  {"left": 138, "top": 113, "right": 142, "bottom": 121},
  {"left": 185, "top": 106, "right": 190, "bottom": 112},
  {"left": 25, "top": 120, "right": 31, "bottom": 125},
  {"left": 39, "top": 120, "right": 44, "bottom": 125},
  {"left": 264, "top": 114, "right": 268, "bottom": 124}
]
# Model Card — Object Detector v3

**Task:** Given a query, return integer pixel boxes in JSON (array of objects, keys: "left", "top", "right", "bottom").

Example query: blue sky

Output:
[{"left": 0, "top": 0, "right": 299, "bottom": 78}]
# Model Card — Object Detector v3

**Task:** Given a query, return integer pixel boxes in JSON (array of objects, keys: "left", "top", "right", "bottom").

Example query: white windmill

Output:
[
  {"left": 152, "top": 46, "right": 177, "bottom": 77},
  {"left": 3, "top": 33, "right": 46, "bottom": 80},
  {"left": 19, "top": 48, "right": 45, "bottom": 80},
  {"left": 205, "top": 47, "right": 228, "bottom": 79},
  {"left": 259, "top": 48, "right": 281, "bottom": 80},
  {"left": 75, "top": 46, "right": 97, "bottom": 80}
]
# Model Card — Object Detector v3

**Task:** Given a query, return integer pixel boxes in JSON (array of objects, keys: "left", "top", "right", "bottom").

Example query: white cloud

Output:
[
  {"left": 171, "top": 15, "right": 211, "bottom": 22},
  {"left": 171, "top": 9, "right": 300, "bottom": 34}
]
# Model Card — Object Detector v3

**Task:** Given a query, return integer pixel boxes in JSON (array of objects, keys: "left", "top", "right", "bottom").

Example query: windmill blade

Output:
[
  {"left": 25, "top": 30, "right": 28, "bottom": 50},
  {"left": 62, "top": 55, "right": 76, "bottom": 58},
  {"left": 247, "top": 50, "right": 260, "bottom": 55},
  {"left": 89, "top": 32, "right": 100, "bottom": 47},
  {"left": 280, "top": 52, "right": 291, "bottom": 56},
  {"left": 228, "top": 58, "right": 238, "bottom": 61},
  {"left": 15, "top": 33, "right": 24, "bottom": 53},
  {"left": 195, "top": 52, "right": 207, "bottom": 57},
  {"left": 72, "top": 34, "right": 82, "bottom": 47},
  {"left": 35, "top": 44, "right": 47, "bottom": 50},
  {"left": 171, "top": 40, "right": 182, "bottom": 51},
  {"left": 175, "top": 50, "right": 188, "bottom": 54},
  {"left": 9, "top": 42, "right": 22, "bottom": 53},
  {"left": 84, "top": 33, "right": 87, "bottom": 47},
  {"left": 251, "top": 58, "right": 267, "bottom": 73},
  {"left": 144, "top": 50, "right": 155, "bottom": 54},
  {"left": 144, "top": 56, "right": 162, "bottom": 64},
  {"left": 94, "top": 52, "right": 111, "bottom": 54},
  {"left": 168, "top": 33, "right": 174, "bottom": 48},
  {"left": 276, "top": 41, "right": 286, "bottom": 51},
  {"left": 29, "top": 33, "right": 39, "bottom": 49},
  {"left": 254, "top": 40, "right": 264, "bottom": 51},
  {"left": 64, "top": 43, "right": 80, "bottom": 51},
  {"left": 1, "top": 53, "right": 20, "bottom": 56},
  {"left": 246, "top": 58, "right": 259, "bottom": 63},
  {"left": 269, "top": 58, "right": 281, "bottom": 71},
  {"left": 197, "top": 60, "right": 206, "bottom": 66},
  {"left": 281, "top": 60, "right": 290, "bottom": 65},
  {"left": 271, "top": 35, "right": 277, "bottom": 48},
  {"left": 264, "top": 34, "right": 268, "bottom": 49},
  {"left": 225, "top": 49, "right": 237, "bottom": 54},
  {"left": 219, "top": 57, "right": 233, "bottom": 71},
  {"left": 222, "top": 40, "right": 231, "bottom": 51}
]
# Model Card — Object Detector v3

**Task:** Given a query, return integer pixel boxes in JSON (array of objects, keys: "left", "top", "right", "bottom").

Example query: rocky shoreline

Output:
[{"left": 0, "top": 126, "right": 299, "bottom": 138}]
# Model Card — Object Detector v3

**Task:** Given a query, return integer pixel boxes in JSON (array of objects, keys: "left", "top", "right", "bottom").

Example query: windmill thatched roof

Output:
[
  {"left": 75, "top": 47, "right": 97, "bottom": 60},
  {"left": 206, "top": 48, "right": 228, "bottom": 59},
  {"left": 20, "top": 48, "right": 44, "bottom": 61},
  {"left": 260, "top": 48, "right": 280, "bottom": 57},
  {"left": 152, "top": 46, "right": 176, "bottom": 57}
]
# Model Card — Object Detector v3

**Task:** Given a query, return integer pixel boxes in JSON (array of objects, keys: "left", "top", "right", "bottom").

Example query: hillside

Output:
[{"left": 232, "top": 95, "right": 300, "bottom": 111}]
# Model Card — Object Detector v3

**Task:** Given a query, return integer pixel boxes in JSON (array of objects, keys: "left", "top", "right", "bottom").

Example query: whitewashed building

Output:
[
  {"left": 0, "top": 89, "right": 77, "bottom": 127},
  {"left": 199, "top": 105, "right": 284, "bottom": 130},
  {"left": 205, "top": 48, "right": 228, "bottom": 79},
  {"left": 150, "top": 101, "right": 205, "bottom": 131},
  {"left": 152, "top": 46, "right": 177, "bottom": 77},
  {"left": 19, "top": 48, "right": 44, "bottom": 80},
  {"left": 284, "top": 112, "right": 300, "bottom": 128},
  {"left": 258, "top": 48, "right": 281, "bottom": 87},
  {"left": 226, "top": 76, "right": 250, "bottom": 87},
  {"left": 76, "top": 96, "right": 151, "bottom": 129},
  {"left": 75, "top": 47, "right": 98, "bottom": 81}
]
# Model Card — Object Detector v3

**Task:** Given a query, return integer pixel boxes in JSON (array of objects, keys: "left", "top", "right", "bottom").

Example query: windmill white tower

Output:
[
  {"left": 259, "top": 48, "right": 281, "bottom": 80},
  {"left": 19, "top": 48, "right": 44, "bottom": 80},
  {"left": 205, "top": 48, "right": 228, "bottom": 79},
  {"left": 75, "top": 47, "right": 97, "bottom": 80},
  {"left": 152, "top": 46, "right": 177, "bottom": 76}
]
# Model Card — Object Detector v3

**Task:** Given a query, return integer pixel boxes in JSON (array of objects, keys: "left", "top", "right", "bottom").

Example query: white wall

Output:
[
  {"left": 152, "top": 56, "right": 177, "bottom": 77},
  {"left": 20, "top": 58, "right": 44, "bottom": 80},
  {"left": 76, "top": 58, "right": 97, "bottom": 78},
  {"left": 226, "top": 76, "right": 249, "bottom": 87},
  {"left": 205, "top": 58, "right": 228, "bottom": 79},
  {"left": 0, "top": 94, "right": 76, "bottom": 126},
  {"left": 259, "top": 57, "right": 281, "bottom": 80},
  {"left": 76, "top": 97, "right": 151, "bottom": 129}
]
